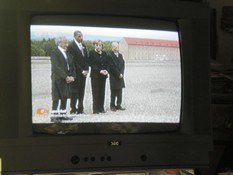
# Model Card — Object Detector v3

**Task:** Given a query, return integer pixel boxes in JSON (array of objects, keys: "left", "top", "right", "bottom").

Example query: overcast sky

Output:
[{"left": 31, "top": 25, "right": 179, "bottom": 41}]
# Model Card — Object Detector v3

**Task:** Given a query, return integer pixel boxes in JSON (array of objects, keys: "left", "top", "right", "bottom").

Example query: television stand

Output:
[{"left": 211, "top": 65, "right": 233, "bottom": 174}]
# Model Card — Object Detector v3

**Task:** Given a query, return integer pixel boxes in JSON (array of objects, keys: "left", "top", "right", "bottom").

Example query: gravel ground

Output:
[{"left": 31, "top": 59, "right": 181, "bottom": 124}]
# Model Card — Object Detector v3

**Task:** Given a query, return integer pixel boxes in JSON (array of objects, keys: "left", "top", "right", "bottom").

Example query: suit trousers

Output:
[
  {"left": 91, "top": 78, "right": 106, "bottom": 113},
  {"left": 70, "top": 77, "right": 86, "bottom": 113},
  {"left": 52, "top": 98, "right": 67, "bottom": 111},
  {"left": 110, "top": 89, "right": 122, "bottom": 107}
]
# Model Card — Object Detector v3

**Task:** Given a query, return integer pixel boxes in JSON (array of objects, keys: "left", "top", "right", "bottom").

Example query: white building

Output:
[{"left": 119, "top": 37, "right": 180, "bottom": 62}]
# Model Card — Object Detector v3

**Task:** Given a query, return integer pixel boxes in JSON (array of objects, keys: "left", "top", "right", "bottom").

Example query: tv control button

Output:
[
  {"left": 100, "top": 156, "right": 105, "bottom": 161},
  {"left": 107, "top": 156, "right": 112, "bottom": 161},
  {"left": 71, "top": 155, "right": 80, "bottom": 164},
  {"left": 140, "top": 154, "right": 147, "bottom": 162},
  {"left": 84, "top": 157, "right": 89, "bottom": 162},
  {"left": 91, "top": 157, "right": 95, "bottom": 161}
]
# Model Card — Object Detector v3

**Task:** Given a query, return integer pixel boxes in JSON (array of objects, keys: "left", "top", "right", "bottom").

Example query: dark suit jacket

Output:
[
  {"left": 89, "top": 50, "right": 109, "bottom": 79},
  {"left": 67, "top": 41, "right": 89, "bottom": 77},
  {"left": 50, "top": 47, "right": 76, "bottom": 100},
  {"left": 108, "top": 51, "right": 125, "bottom": 90}
]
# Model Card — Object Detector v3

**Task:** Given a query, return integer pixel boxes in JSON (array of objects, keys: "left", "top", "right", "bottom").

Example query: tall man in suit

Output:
[
  {"left": 108, "top": 42, "right": 126, "bottom": 111},
  {"left": 50, "top": 36, "right": 76, "bottom": 115},
  {"left": 68, "top": 31, "right": 89, "bottom": 114}
]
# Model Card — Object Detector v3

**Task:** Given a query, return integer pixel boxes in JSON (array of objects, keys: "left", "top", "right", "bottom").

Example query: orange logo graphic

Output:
[{"left": 36, "top": 108, "right": 49, "bottom": 115}]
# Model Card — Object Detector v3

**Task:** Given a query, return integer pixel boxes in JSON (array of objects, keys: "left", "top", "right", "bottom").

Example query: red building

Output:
[{"left": 119, "top": 37, "right": 180, "bottom": 62}]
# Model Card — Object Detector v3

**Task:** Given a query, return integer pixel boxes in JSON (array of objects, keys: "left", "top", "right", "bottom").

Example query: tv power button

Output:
[
  {"left": 140, "top": 154, "right": 147, "bottom": 162},
  {"left": 71, "top": 155, "right": 80, "bottom": 164}
]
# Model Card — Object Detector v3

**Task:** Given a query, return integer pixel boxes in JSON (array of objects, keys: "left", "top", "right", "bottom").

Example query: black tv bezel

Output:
[{"left": 0, "top": 0, "right": 212, "bottom": 173}]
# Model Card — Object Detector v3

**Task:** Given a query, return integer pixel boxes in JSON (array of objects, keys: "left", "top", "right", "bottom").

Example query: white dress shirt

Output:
[{"left": 58, "top": 46, "right": 69, "bottom": 70}]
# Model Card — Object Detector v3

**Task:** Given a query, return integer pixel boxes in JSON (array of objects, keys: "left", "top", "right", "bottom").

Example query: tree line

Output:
[{"left": 31, "top": 38, "right": 113, "bottom": 57}]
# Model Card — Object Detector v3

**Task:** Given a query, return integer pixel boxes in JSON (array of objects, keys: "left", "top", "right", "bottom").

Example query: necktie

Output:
[
  {"left": 64, "top": 51, "right": 70, "bottom": 70},
  {"left": 80, "top": 44, "right": 84, "bottom": 56},
  {"left": 115, "top": 53, "right": 119, "bottom": 61}
]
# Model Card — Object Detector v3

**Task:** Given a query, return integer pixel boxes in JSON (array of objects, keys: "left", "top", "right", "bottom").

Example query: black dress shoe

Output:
[
  {"left": 70, "top": 109, "right": 78, "bottom": 114},
  {"left": 78, "top": 110, "right": 84, "bottom": 114},
  {"left": 116, "top": 106, "right": 125, "bottom": 110},
  {"left": 110, "top": 107, "right": 117, "bottom": 111},
  {"left": 99, "top": 109, "right": 106, "bottom": 113},
  {"left": 97, "top": 107, "right": 105, "bottom": 113}
]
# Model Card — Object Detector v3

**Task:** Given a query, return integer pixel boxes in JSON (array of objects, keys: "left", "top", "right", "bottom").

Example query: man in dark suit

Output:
[
  {"left": 50, "top": 36, "right": 76, "bottom": 115},
  {"left": 68, "top": 31, "right": 89, "bottom": 114},
  {"left": 108, "top": 42, "right": 125, "bottom": 111}
]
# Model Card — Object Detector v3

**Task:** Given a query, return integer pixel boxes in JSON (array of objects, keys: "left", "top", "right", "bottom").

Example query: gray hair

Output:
[
  {"left": 111, "top": 41, "right": 119, "bottom": 47},
  {"left": 55, "top": 36, "right": 67, "bottom": 46}
]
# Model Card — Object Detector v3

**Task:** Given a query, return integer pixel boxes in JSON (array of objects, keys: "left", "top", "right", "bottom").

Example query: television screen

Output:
[{"left": 30, "top": 16, "right": 181, "bottom": 134}]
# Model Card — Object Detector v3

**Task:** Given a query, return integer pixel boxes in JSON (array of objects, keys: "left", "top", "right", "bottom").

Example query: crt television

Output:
[{"left": 0, "top": 0, "right": 212, "bottom": 174}]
